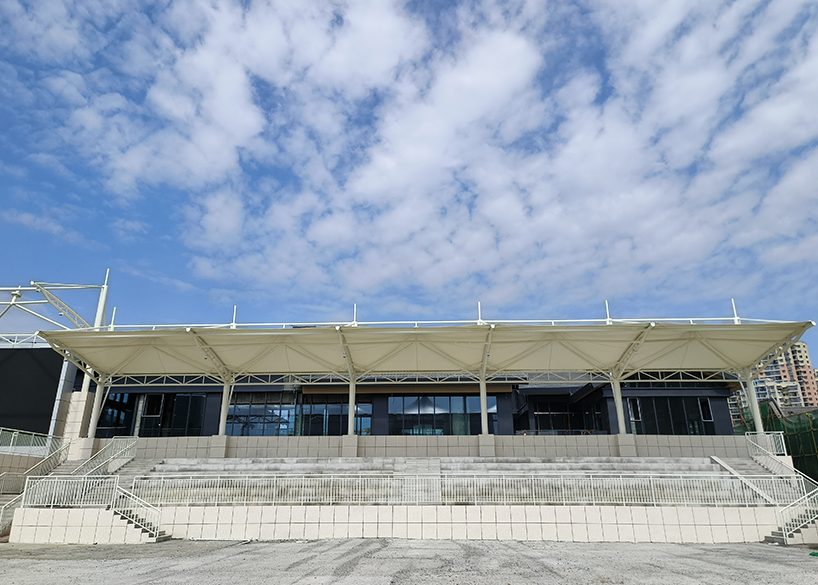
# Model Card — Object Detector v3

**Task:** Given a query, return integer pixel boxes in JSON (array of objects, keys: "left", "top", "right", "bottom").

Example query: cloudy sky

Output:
[{"left": 1, "top": 0, "right": 817, "bottom": 347}]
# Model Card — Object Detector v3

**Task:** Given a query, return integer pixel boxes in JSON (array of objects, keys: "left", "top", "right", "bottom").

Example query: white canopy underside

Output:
[{"left": 39, "top": 321, "right": 812, "bottom": 382}]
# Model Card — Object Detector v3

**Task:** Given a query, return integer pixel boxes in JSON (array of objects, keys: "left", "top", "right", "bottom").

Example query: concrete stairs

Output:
[
  {"left": 720, "top": 458, "right": 774, "bottom": 476},
  {"left": 764, "top": 517, "right": 818, "bottom": 546},
  {"left": 438, "top": 457, "right": 726, "bottom": 476},
  {"left": 113, "top": 459, "right": 162, "bottom": 490},
  {"left": 146, "top": 456, "right": 732, "bottom": 478}
]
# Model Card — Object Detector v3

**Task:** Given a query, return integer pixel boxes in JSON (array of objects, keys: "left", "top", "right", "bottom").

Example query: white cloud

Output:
[{"left": 2, "top": 0, "right": 817, "bottom": 321}]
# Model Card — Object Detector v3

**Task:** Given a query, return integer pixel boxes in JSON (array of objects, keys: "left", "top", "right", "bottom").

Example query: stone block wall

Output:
[
  {"left": 11, "top": 503, "right": 788, "bottom": 544},
  {"left": 0, "top": 452, "right": 42, "bottom": 474},
  {"left": 358, "top": 436, "right": 480, "bottom": 457},
  {"left": 88, "top": 434, "right": 753, "bottom": 460},
  {"left": 10, "top": 508, "right": 153, "bottom": 544}
]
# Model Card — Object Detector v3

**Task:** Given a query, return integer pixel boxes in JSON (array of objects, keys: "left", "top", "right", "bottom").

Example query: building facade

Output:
[{"left": 757, "top": 341, "right": 817, "bottom": 407}]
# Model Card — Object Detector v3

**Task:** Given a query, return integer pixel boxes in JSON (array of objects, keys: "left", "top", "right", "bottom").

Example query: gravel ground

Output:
[{"left": 0, "top": 539, "right": 816, "bottom": 584}]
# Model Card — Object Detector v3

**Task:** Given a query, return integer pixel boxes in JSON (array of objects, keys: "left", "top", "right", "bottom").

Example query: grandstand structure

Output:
[{"left": 1, "top": 277, "right": 817, "bottom": 545}]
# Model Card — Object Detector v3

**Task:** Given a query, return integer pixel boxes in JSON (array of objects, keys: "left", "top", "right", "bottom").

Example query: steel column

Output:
[
  {"left": 347, "top": 376, "right": 357, "bottom": 436},
  {"left": 611, "top": 378, "right": 627, "bottom": 435},
  {"left": 82, "top": 271, "right": 109, "bottom": 438},
  {"left": 479, "top": 374, "right": 489, "bottom": 435},
  {"left": 743, "top": 378, "right": 764, "bottom": 433},
  {"left": 218, "top": 380, "right": 233, "bottom": 436},
  {"left": 86, "top": 379, "right": 108, "bottom": 440}
]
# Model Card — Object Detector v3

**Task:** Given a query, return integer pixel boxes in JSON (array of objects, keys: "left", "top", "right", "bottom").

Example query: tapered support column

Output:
[
  {"left": 218, "top": 380, "right": 232, "bottom": 436},
  {"left": 347, "top": 377, "right": 357, "bottom": 436},
  {"left": 86, "top": 379, "right": 107, "bottom": 440},
  {"left": 611, "top": 378, "right": 627, "bottom": 435},
  {"left": 743, "top": 379, "right": 764, "bottom": 432},
  {"left": 78, "top": 271, "right": 109, "bottom": 439},
  {"left": 479, "top": 375, "right": 489, "bottom": 435}
]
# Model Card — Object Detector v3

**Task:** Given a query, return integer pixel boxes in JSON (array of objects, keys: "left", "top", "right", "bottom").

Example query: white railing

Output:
[
  {"left": 19, "top": 476, "right": 160, "bottom": 537},
  {"left": 0, "top": 494, "right": 21, "bottom": 536},
  {"left": 23, "top": 476, "right": 118, "bottom": 508},
  {"left": 0, "top": 441, "right": 72, "bottom": 535},
  {"left": 745, "top": 433, "right": 818, "bottom": 493},
  {"left": 0, "top": 427, "right": 66, "bottom": 457},
  {"left": 778, "top": 489, "right": 818, "bottom": 540},
  {"left": 745, "top": 432, "right": 818, "bottom": 542},
  {"left": 0, "top": 441, "right": 70, "bottom": 495},
  {"left": 113, "top": 487, "right": 161, "bottom": 537},
  {"left": 0, "top": 472, "right": 25, "bottom": 495},
  {"left": 746, "top": 431, "right": 787, "bottom": 457},
  {"left": 71, "top": 437, "right": 137, "bottom": 477},
  {"left": 129, "top": 473, "right": 808, "bottom": 508}
]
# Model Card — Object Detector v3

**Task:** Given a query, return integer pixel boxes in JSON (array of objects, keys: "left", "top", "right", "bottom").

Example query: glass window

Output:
[
  {"left": 699, "top": 397, "right": 713, "bottom": 421},
  {"left": 628, "top": 397, "right": 641, "bottom": 421}
]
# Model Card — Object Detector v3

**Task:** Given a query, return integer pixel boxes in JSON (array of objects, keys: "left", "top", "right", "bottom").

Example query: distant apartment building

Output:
[
  {"left": 728, "top": 378, "right": 804, "bottom": 426},
  {"left": 757, "top": 341, "right": 818, "bottom": 407},
  {"left": 727, "top": 341, "right": 817, "bottom": 425}
]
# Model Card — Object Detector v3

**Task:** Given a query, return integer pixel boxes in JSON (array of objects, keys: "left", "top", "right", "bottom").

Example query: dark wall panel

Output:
[{"left": 0, "top": 349, "right": 64, "bottom": 434}]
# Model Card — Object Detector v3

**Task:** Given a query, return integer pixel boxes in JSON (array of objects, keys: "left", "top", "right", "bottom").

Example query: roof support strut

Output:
[
  {"left": 186, "top": 329, "right": 235, "bottom": 437},
  {"left": 480, "top": 325, "right": 494, "bottom": 436},
  {"left": 337, "top": 327, "right": 357, "bottom": 436},
  {"left": 610, "top": 323, "right": 654, "bottom": 436}
]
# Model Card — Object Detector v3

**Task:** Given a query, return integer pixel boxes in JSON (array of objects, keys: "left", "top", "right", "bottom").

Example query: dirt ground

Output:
[{"left": 1, "top": 539, "right": 816, "bottom": 584}]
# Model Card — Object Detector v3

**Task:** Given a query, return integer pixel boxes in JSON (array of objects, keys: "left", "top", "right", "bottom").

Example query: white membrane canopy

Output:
[{"left": 39, "top": 321, "right": 813, "bottom": 383}]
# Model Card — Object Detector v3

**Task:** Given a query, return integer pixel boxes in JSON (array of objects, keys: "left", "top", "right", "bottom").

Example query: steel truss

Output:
[{"left": 103, "top": 369, "right": 734, "bottom": 388}]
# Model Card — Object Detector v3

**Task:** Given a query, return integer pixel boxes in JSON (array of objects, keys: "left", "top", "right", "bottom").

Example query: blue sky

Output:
[{"left": 1, "top": 0, "right": 817, "bottom": 350}]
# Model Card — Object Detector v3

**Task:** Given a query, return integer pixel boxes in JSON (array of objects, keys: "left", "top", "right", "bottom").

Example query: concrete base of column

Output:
[
  {"left": 616, "top": 434, "right": 637, "bottom": 457},
  {"left": 341, "top": 435, "right": 359, "bottom": 457},
  {"left": 68, "top": 437, "right": 95, "bottom": 461},
  {"left": 209, "top": 435, "right": 228, "bottom": 458},
  {"left": 478, "top": 435, "right": 496, "bottom": 457}
]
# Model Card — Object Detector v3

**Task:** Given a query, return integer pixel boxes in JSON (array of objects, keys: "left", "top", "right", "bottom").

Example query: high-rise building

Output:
[
  {"left": 728, "top": 378, "right": 804, "bottom": 426},
  {"left": 758, "top": 341, "right": 817, "bottom": 407}
]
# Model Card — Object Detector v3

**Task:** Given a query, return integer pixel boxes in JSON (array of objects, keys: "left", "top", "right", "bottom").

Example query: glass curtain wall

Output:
[
  {"left": 225, "top": 392, "right": 372, "bottom": 436},
  {"left": 387, "top": 395, "right": 497, "bottom": 435},
  {"left": 139, "top": 393, "right": 205, "bottom": 437},
  {"left": 627, "top": 396, "right": 716, "bottom": 435},
  {"left": 96, "top": 393, "right": 137, "bottom": 438},
  {"left": 533, "top": 400, "right": 607, "bottom": 434}
]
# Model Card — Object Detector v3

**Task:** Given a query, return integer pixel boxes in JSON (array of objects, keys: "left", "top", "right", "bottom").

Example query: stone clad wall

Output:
[
  {"left": 13, "top": 503, "right": 807, "bottom": 545},
  {"left": 357, "top": 436, "right": 480, "bottom": 457},
  {"left": 10, "top": 508, "right": 154, "bottom": 544},
  {"left": 89, "top": 434, "right": 751, "bottom": 460},
  {"left": 0, "top": 452, "right": 42, "bottom": 474}
]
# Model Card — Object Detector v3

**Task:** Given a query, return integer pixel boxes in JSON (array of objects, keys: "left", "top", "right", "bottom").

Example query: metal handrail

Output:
[
  {"left": 745, "top": 433, "right": 818, "bottom": 542},
  {"left": 745, "top": 433, "right": 818, "bottom": 492},
  {"left": 114, "top": 486, "right": 161, "bottom": 537},
  {"left": 0, "top": 427, "right": 66, "bottom": 457},
  {"left": 0, "top": 494, "right": 22, "bottom": 536},
  {"left": 0, "top": 441, "right": 72, "bottom": 534},
  {"left": 23, "top": 475, "right": 118, "bottom": 508},
  {"left": 128, "top": 473, "right": 810, "bottom": 508},
  {"left": 71, "top": 437, "right": 137, "bottom": 477},
  {"left": 746, "top": 431, "right": 787, "bottom": 456},
  {"left": 778, "top": 487, "right": 818, "bottom": 539},
  {"left": 18, "top": 476, "right": 161, "bottom": 538},
  {"left": 0, "top": 441, "right": 71, "bottom": 494}
]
